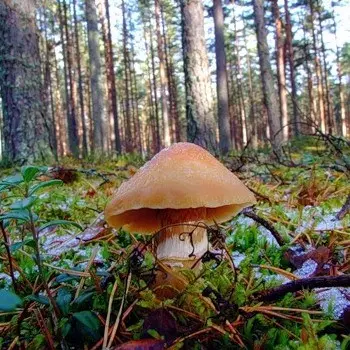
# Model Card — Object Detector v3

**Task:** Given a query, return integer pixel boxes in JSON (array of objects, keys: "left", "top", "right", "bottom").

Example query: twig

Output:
[
  {"left": 106, "top": 272, "right": 132, "bottom": 349},
  {"left": 242, "top": 208, "right": 284, "bottom": 246},
  {"left": 336, "top": 194, "right": 350, "bottom": 220},
  {"left": 253, "top": 275, "right": 350, "bottom": 302},
  {"left": 103, "top": 279, "right": 118, "bottom": 349},
  {"left": 0, "top": 222, "right": 17, "bottom": 292}
]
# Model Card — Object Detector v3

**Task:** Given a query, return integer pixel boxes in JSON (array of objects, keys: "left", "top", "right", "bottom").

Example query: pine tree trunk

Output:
[
  {"left": 284, "top": 0, "right": 300, "bottom": 136},
  {"left": 86, "top": 0, "right": 105, "bottom": 152},
  {"left": 105, "top": 0, "right": 121, "bottom": 153},
  {"left": 243, "top": 20, "right": 258, "bottom": 148},
  {"left": 63, "top": 0, "right": 79, "bottom": 157},
  {"left": 0, "top": 0, "right": 53, "bottom": 163},
  {"left": 213, "top": 0, "right": 232, "bottom": 154},
  {"left": 155, "top": 0, "right": 171, "bottom": 147},
  {"left": 142, "top": 17, "right": 158, "bottom": 153},
  {"left": 253, "top": 0, "right": 282, "bottom": 154},
  {"left": 161, "top": 4, "right": 181, "bottom": 143},
  {"left": 181, "top": 0, "right": 217, "bottom": 153},
  {"left": 316, "top": 0, "right": 333, "bottom": 134},
  {"left": 149, "top": 17, "right": 161, "bottom": 152},
  {"left": 73, "top": 0, "right": 88, "bottom": 156},
  {"left": 272, "top": 0, "right": 288, "bottom": 141},
  {"left": 331, "top": 9, "right": 347, "bottom": 137},
  {"left": 52, "top": 48, "right": 66, "bottom": 156},
  {"left": 121, "top": 0, "right": 133, "bottom": 153},
  {"left": 309, "top": 0, "right": 326, "bottom": 133}
]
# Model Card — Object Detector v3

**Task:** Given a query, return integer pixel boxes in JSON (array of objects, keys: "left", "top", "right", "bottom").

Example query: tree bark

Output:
[
  {"left": 155, "top": 0, "right": 171, "bottom": 147},
  {"left": 0, "top": 0, "right": 53, "bottom": 163},
  {"left": 149, "top": 16, "right": 161, "bottom": 152},
  {"left": 121, "top": 0, "right": 133, "bottom": 153},
  {"left": 181, "top": 0, "right": 217, "bottom": 153},
  {"left": 63, "top": 0, "right": 79, "bottom": 158},
  {"left": 272, "top": 0, "right": 288, "bottom": 141},
  {"left": 86, "top": 0, "right": 106, "bottom": 152},
  {"left": 316, "top": 0, "right": 333, "bottom": 135},
  {"left": 213, "top": 0, "right": 232, "bottom": 154},
  {"left": 73, "top": 0, "right": 88, "bottom": 156},
  {"left": 253, "top": 0, "right": 282, "bottom": 154},
  {"left": 105, "top": 0, "right": 121, "bottom": 153},
  {"left": 284, "top": 0, "right": 300, "bottom": 136},
  {"left": 331, "top": 9, "right": 347, "bottom": 137},
  {"left": 243, "top": 20, "right": 258, "bottom": 148},
  {"left": 309, "top": 0, "right": 326, "bottom": 133}
]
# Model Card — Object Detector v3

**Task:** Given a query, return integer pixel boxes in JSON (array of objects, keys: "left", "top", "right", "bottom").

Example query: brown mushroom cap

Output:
[{"left": 105, "top": 142, "right": 256, "bottom": 233}]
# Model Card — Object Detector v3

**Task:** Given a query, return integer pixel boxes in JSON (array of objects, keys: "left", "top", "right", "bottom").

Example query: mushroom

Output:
[{"left": 105, "top": 142, "right": 256, "bottom": 295}]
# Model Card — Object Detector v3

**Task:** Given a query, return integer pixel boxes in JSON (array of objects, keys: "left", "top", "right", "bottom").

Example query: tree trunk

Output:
[
  {"left": 63, "top": 0, "right": 79, "bottom": 157},
  {"left": 253, "top": 0, "right": 282, "bottom": 154},
  {"left": 243, "top": 20, "right": 258, "bottom": 148},
  {"left": 86, "top": 0, "right": 105, "bottom": 152},
  {"left": 105, "top": 0, "right": 121, "bottom": 153},
  {"left": 73, "top": 0, "right": 88, "bottom": 156},
  {"left": 316, "top": 0, "right": 333, "bottom": 134},
  {"left": 0, "top": 0, "right": 53, "bottom": 163},
  {"left": 213, "top": 0, "right": 232, "bottom": 154},
  {"left": 181, "top": 0, "right": 217, "bottom": 153},
  {"left": 309, "top": 0, "right": 326, "bottom": 133},
  {"left": 142, "top": 16, "right": 158, "bottom": 153},
  {"left": 121, "top": 0, "right": 133, "bottom": 153},
  {"left": 331, "top": 9, "right": 347, "bottom": 137},
  {"left": 284, "top": 0, "right": 299, "bottom": 136},
  {"left": 149, "top": 16, "right": 161, "bottom": 152},
  {"left": 272, "top": 0, "right": 288, "bottom": 141},
  {"left": 155, "top": 0, "right": 171, "bottom": 147}
]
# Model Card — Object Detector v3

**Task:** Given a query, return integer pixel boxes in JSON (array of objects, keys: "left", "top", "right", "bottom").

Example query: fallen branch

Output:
[
  {"left": 253, "top": 275, "right": 350, "bottom": 302},
  {"left": 336, "top": 194, "right": 350, "bottom": 220},
  {"left": 242, "top": 208, "right": 284, "bottom": 246}
]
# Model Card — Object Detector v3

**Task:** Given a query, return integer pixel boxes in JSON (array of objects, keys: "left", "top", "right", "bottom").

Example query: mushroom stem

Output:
[{"left": 156, "top": 208, "right": 208, "bottom": 264}]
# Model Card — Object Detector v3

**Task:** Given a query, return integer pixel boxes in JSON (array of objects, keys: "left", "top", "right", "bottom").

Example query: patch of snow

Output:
[
  {"left": 0, "top": 273, "right": 13, "bottom": 286},
  {"left": 295, "top": 206, "right": 345, "bottom": 234},
  {"left": 253, "top": 268, "right": 290, "bottom": 285},
  {"left": 231, "top": 251, "right": 246, "bottom": 267},
  {"left": 258, "top": 226, "right": 279, "bottom": 246},
  {"left": 231, "top": 216, "right": 279, "bottom": 246},
  {"left": 316, "top": 287, "right": 350, "bottom": 320},
  {"left": 315, "top": 213, "right": 343, "bottom": 231},
  {"left": 294, "top": 259, "right": 318, "bottom": 278},
  {"left": 288, "top": 244, "right": 314, "bottom": 256}
]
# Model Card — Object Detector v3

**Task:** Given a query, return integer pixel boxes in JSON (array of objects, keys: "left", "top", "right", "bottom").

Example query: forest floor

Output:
[{"left": 0, "top": 136, "right": 349, "bottom": 349}]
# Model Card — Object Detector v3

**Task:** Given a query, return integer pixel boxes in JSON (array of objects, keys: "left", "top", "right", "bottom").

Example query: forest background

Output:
[{"left": 0, "top": 0, "right": 349, "bottom": 163}]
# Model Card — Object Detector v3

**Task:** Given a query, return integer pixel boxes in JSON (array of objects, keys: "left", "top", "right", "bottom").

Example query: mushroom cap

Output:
[{"left": 105, "top": 142, "right": 256, "bottom": 233}]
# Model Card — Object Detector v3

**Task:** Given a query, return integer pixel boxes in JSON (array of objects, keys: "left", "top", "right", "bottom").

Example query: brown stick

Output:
[
  {"left": 253, "top": 275, "right": 350, "bottom": 302},
  {"left": 0, "top": 222, "right": 17, "bottom": 292},
  {"left": 242, "top": 208, "right": 284, "bottom": 246},
  {"left": 336, "top": 194, "right": 350, "bottom": 220}
]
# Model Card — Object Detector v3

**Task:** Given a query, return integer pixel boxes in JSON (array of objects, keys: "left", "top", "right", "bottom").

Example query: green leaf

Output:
[
  {"left": 10, "top": 239, "right": 35, "bottom": 253},
  {"left": 29, "top": 179, "right": 63, "bottom": 195},
  {"left": 0, "top": 210, "right": 30, "bottom": 222},
  {"left": 56, "top": 288, "right": 72, "bottom": 316},
  {"left": 38, "top": 220, "right": 83, "bottom": 233},
  {"left": 56, "top": 274, "right": 80, "bottom": 283},
  {"left": 27, "top": 294, "right": 50, "bottom": 305},
  {"left": 73, "top": 291, "right": 95, "bottom": 305},
  {"left": 0, "top": 174, "right": 24, "bottom": 185},
  {"left": 0, "top": 289, "right": 22, "bottom": 311},
  {"left": 21, "top": 166, "right": 43, "bottom": 183},
  {"left": 73, "top": 311, "right": 100, "bottom": 332},
  {"left": 10, "top": 196, "right": 37, "bottom": 210},
  {"left": 61, "top": 320, "right": 72, "bottom": 338}
]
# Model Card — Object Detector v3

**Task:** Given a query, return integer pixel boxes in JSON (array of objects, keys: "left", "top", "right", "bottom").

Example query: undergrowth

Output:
[{"left": 0, "top": 136, "right": 349, "bottom": 349}]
